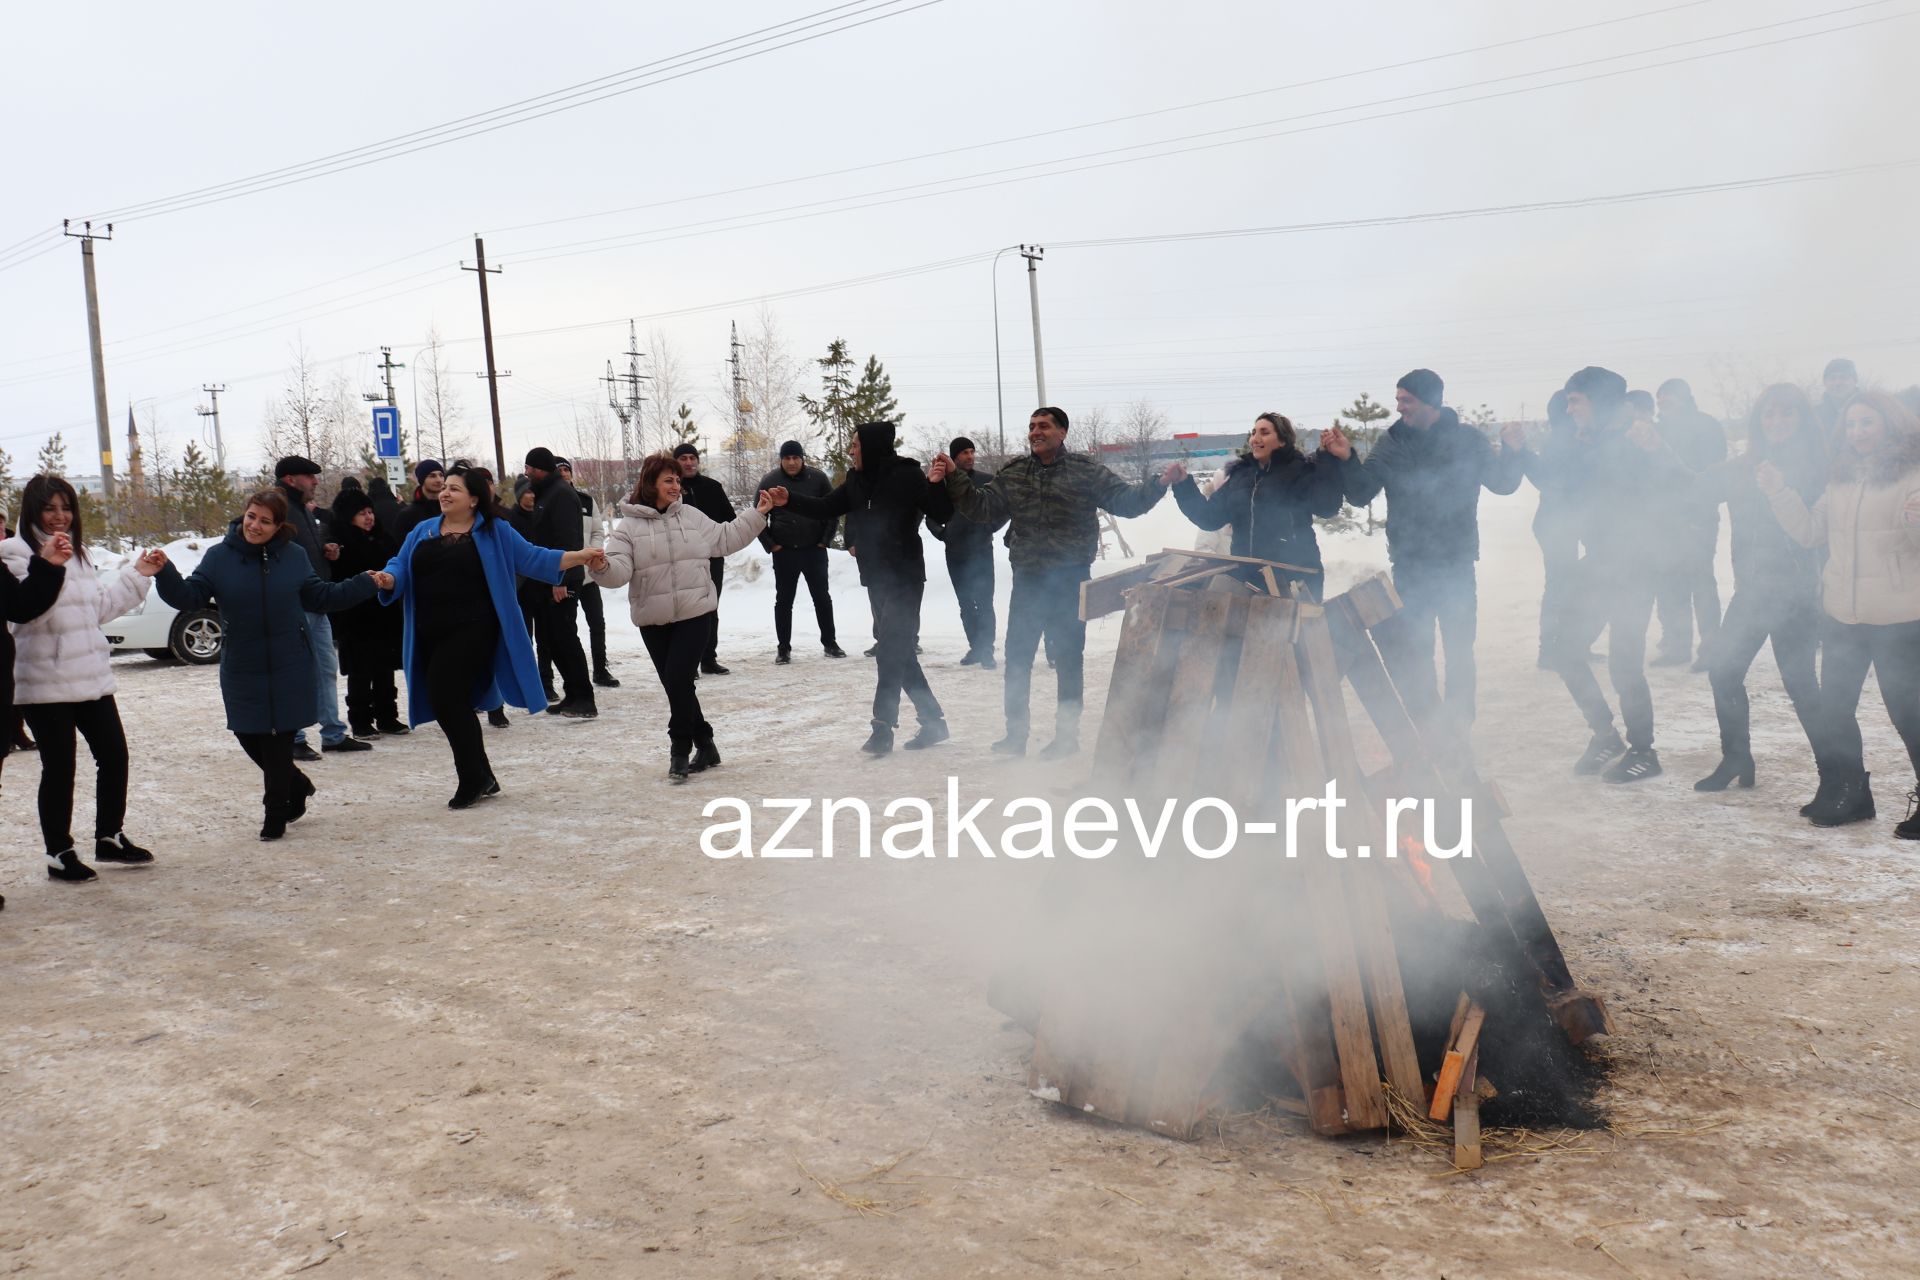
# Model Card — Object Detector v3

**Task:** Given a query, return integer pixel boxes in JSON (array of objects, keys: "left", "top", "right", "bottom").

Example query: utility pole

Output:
[
  {"left": 1020, "top": 244, "right": 1047, "bottom": 407},
  {"left": 462, "top": 236, "right": 506, "bottom": 477},
  {"left": 602, "top": 320, "right": 647, "bottom": 488},
  {"left": 362, "top": 347, "right": 406, "bottom": 476},
  {"left": 195, "top": 383, "right": 228, "bottom": 474},
  {"left": 64, "top": 220, "right": 116, "bottom": 503},
  {"left": 729, "top": 320, "right": 749, "bottom": 494}
]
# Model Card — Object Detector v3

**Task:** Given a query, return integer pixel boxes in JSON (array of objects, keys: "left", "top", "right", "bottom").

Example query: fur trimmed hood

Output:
[{"left": 1831, "top": 422, "right": 1920, "bottom": 485}]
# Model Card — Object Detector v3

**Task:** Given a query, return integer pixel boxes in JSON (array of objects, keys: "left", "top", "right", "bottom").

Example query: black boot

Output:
[
  {"left": 992, "top": 733, "right": 1027, "bottom": 757},
  {"left": 861, "top": 721, "right": 894, "bottom": 755},
  {"left": 593, "top": 666, "right": 622, "bottom": 688},
  {"left": 1602, "top": 746, "right": 1662, "bottom": 784},
  {"left": 1897, "top": 788, "right": 1920, "bottom": 840},
  {"left": 669, "top": 748, "right": 692, "bottom": 783},
  {"left": 1800, "top": 767, "right": 1834, "bottom": 817},
  {"left": 775, "top": 647, "right": 792, "bottom": 665},
  {"left": 904, "top": 719, "right": 950, "bottom": 750},
  {"left": 1694, "top": 751, "right": 1755, "bottom": 792},
  {"left": 94, "top": 832, "right": 155, "bottom": 864},
  {"left": 376, "top": 717, "right": 410, "bottom": 735},
  {"left": 690, "top": 734, "right": 722, "bottom": 772},
  {"left": 488, "top": 707, "right": 510, "bottom": 728},
  {"left": 1573, "top": 729, "right": 1626, "bottom": 776},
  {"left": 45, "top": 848, "right": 96, "bottom": 882},
  {"left": 1809, "top": 770, "right": 1875, "bottom": 827},
  {"left": 289, "top": 771, "right": 316, "bottom": 822},
  {"left": 260, "top": 806, "right": 289, "bottom": 841},
  {"left": 823, "top": 642, "right": 847, "bottom": 658}
]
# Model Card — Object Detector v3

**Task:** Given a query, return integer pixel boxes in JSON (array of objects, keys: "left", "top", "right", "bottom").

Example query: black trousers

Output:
[
  {"left": 870, "top": 580, "right": 943, "bottom": 729},
  {"left": 235, "top": 731, "right": 300, "bottom": 818},
  {"left": 1377, "top": 558, "right": 1478, "bottom": 733},
  {"left": 772, "top": 547, "right": 837, "bottom": 650},
  {"left": 21, "top": 696, "right": 129, "bottom": 853},
  {"left": 949, "top": 549, "right": 996, "bottom": 657},
  {"left": 1552, "top": 561, "right": 1658, "bottom": 749},
  {"left": 1534, "top": 514, "right": 1581, "bottom": 662},
  {"left": 418, "top": 619, "right": 500, "bottom": 792},
  {"left": 1656, "top": 529, "right": 1723, "bottom": 658},
  {"left": 1816, "top": 617, "right": 1920, "bottom": 778},
  {"left": 345, "top": 667, "right": 400, "bottom": 732},
  {"left": 641, "top": 616, "right": 713, "bottom": 751},
  {"left": 1004, "top": 565, "right": 1087, "bottom": 738},
  {"left": 532, "top": 593, "right": 592, "bottom": 702},
  {"left": 705, "top": 559, "right": 725, "bottom": 663},
  {"left": 1705, "top": 587, "right": 1820, "bottom": 758},
  {"left": 580, "top": 582, "right": 610, "bottom": 671}
]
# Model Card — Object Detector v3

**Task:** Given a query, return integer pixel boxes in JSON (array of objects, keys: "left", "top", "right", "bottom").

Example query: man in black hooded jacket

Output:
[
  {"left": 782, "top": 422, "right": 953, "bottom": 754},
  {"left": 673, "top": 444, "right": 738, "bottom": 675},
  {"left": 755, "top": 440, "right": 844, "bottom": 663},
  {"left": 523, "top": 447, "right": 596, "bottom": 717}
]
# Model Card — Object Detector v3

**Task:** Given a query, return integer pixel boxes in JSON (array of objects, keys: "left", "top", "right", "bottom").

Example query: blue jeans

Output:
[{"left": 295, "top": 611, "right": 348, "bottom": 748}]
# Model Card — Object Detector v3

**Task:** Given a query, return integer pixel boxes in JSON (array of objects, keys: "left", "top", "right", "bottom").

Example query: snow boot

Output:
[
  {"left": 690, "top": 735, "right": 722, "bottom": 772},
  {"left": 668, "top": 749, "right": 692, "bottom": 783},
  {"left": 1601, "top": 746, "right": 1662, "bottom": 784},
  {"left": 45, "top": 848, "right": 96, "bottom": 882},
  {"left": 1573, "top": 729, "right": 1626, "bottom": 776},
  {"left": 1694, "top": 751, "right": 1755, "bottom": 792},
  {"left": 1809, "top": 770, "right": 1874, "bottom": 827},
  {"left": 94, "top": 832, "right": 154, "bottom": 864},
  {"left": 861, "top": 721, "right": 895, "bottom": 756},
  {"left": 1799, "top": 767, "right": 1835, "bottom": 817},
  {"left": 904, "top": 720, "right": 950, "bottom": 751}
]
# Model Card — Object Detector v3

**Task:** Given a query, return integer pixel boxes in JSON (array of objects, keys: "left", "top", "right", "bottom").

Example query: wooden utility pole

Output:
[
  {"left": 195, "top": 383, "right": 227, "bottom": 474},
  {"left": 65, "top": 220, "right": 116, "bottom": 503},
  {"left": 463, "top": 237, "right": 506, "bottom": 477}
]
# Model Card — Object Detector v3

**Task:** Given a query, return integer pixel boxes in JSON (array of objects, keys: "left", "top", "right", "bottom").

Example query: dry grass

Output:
[{"left": 793, "top": 1147, "right": 932, "bottom": 1218}]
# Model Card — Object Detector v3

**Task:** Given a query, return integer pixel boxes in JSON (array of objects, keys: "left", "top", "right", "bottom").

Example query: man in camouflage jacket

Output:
[{"left": 932, "top": 406, "right": 1175, "bottom": 759}]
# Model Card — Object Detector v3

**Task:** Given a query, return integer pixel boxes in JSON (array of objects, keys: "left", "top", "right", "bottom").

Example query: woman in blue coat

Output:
[
  {"left": 155, "top": 490, "right": 386, "bottom": 840},
  {"left": 380, "top": 465, "right": 604, "bottom": 809}
]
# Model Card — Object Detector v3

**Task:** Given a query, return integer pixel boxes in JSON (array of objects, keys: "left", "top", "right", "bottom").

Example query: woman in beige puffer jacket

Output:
[
  {"left": 1764, "top": 390, "right": 1920, "bottom": 834},
  {"left": 590, "top": 454, "right": 786, "bottom": 781}
]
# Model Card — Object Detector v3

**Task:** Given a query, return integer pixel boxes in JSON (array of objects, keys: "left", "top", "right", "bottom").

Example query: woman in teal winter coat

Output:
[{"left": 156, "top": 489, "right": 385, "bottom": 840}]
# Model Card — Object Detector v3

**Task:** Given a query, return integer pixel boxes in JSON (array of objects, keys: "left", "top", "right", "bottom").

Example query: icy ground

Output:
[{"left": 3, "top": 487, "right": 1917, "bottom": 1277}]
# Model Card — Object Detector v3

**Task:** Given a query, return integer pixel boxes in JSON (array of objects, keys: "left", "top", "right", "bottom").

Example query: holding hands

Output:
[
  {"left": 756, "top": 486, "right": 789, "bottom": 514},
  {"left": 1625, "top": 418, "right": 1661, "bottom": 453},
  {"left": 133, "top": 548, "right": 169, "bottom": 577},
  {"left": 1159, "top": 460, "right": 1187, "bottom": 486},
  {"left": 1754, "top": 460, "right": 1785, "bottom": 495},
  {"left": 1499, "top": 421, "right": 1530, "bottom": 451},
  {"left": 585, "top": 548, "right": 609, "bottom": 573},
  {"left": 927, "top": 453, "right": 953, "bottom": 483},
  {"left": 367, "top": 570, "right": 396, "bottom": 590},
  {"left": 1319, "top": 427, "right": 1353, "bottom": 460}
]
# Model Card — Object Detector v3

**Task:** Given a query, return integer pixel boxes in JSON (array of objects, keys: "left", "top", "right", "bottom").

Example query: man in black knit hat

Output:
[
  {"left": 755, "top": 440, "right": 845, "bottom": 664},
  {"left": 555, "top": 458, "right": 618, "bottom": 688},
  {"left": 1322, "top": 368, "right": 1528, "bottom": 743},
  {"left": 523, "top": 446, "right": 596, "bottom": 717},
  {"left": 926, "top": 435, "right": 1006, "bottom": 667},
  {"left": 673, "top": 444, "right": 738, "bottom": 675}
]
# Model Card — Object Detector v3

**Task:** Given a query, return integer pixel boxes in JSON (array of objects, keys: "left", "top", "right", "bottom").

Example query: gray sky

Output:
[{"left": 2, "top": 0, "right": 1914, "bottom": 475}]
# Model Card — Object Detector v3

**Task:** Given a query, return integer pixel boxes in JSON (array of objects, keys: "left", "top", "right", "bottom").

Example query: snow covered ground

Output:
[{"left": 3, "top": 484, "right": 1917, "bottom": 1277}]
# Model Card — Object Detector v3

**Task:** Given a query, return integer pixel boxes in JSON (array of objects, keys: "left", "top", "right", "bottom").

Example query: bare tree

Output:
[
  {"left": 739, "top": 306, "right": 801, "bottom": 455},
  {"left": 1118, "top": 399, "right": 1168, "bottom": 485},
  {"left": 569, "top": 400, "right": 626, "bottom": 511},
  {"left": 417, "top": 327, "right": 475, "bottom": 464},
  {"left": 645, "top": 329, "right": 689, "bottom": 458},
  {"left": 262, "top": 339, "right": 356, "bottom": 482},
  {"left": 1074, "top": 404, "right": 1113, "bottom": 459}
]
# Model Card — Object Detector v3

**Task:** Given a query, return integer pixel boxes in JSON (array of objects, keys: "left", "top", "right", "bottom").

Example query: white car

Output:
[{"left": 102, "top": 537, "right": 223, "bottom": 664}]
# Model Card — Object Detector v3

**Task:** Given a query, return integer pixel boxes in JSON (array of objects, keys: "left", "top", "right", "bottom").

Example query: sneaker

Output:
[
  {"left": 775, "top": 647, "right": 792, "bottom": 665},
  {"left": 1601, "top": 746, "right": 1662, "bottom": 783},
  {"left": 1573, "top": 730, "right": 1626, "bottom": 776},
  {"left": 549, "top": 697, "right": 598, "bottom": 719},
  {"left": 322, "top": 737, "right": 373, "bottom": 754},
  {"left": 351, "top": 723, "right": 378, "bottom": 739},
  {"left": 959, "top": 651, "right": 980, "bottom": 667},
  {"left": 823, "top": 642, "right": 847, "bottom": 658},
  {"left": 292, "top": 743, "right": 321, "bottom": 763},
  {"left": 94, "top": 832, "right": 154, "bottom": 864},
  {"left": 991, "top": 735, "right": 1028, "bottom": 757},
  {"left": 375, "top": 718, "right": 410, "bottom": 735},
  {"left": 1037, "top": 736, "right": 1080, "bottom": 762},
  {"left": 903, "top": 720, "right": 950, "bottom": 750},
  {"left": 593, "top": 668, "right": 622, "bottom": 689},
  {"left": 700, "top": 660, "right": 730, "bottom": 676},
  {"left": 488, "top": 708, "right": 510, "bottom": 729},
  {"left": 978, "top": 654, "right": 997, "bottom": 670},
  {"left": 45, "top": 848, "right": 96, "bottom": 882}
]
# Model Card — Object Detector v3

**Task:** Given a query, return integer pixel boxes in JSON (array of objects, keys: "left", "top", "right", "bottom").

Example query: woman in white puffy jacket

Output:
[
  {"left": 591, "top": 453, "right": 786, "bottom": 781},
  {"left": 2, "top": 475, "right": 166, "bottom": 882}
]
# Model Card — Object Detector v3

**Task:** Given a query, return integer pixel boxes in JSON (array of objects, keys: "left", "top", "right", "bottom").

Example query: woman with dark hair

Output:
[
  {"left": 329, "top": 487, "right": 407, "bottom": 738},
  {"left": 0, "top": 474, "right": 164, "bottom": 881},
  {"left": 1763, "top": 390, "right": 1920, "bottom": 833},
  {"left": 155, "top": 491, "right": 387, "bottom": 839},
  {"left": 1690, "top": 384, "right": 1827, "bottom": 792},
  {"left": 380, "top": 466, "right": 605, "bottom": 807},
  {"left": 1167, "top": 411, "right": 1342, "bottom": 599},
  {"left": 591, "top": 453, "right": 783, "bottom": 781}
]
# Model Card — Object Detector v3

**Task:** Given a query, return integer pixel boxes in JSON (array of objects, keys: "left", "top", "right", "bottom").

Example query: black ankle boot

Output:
[
  {"left": 289, "top": 772, "right": 316, "bottom": 823},
  {"left": 904, "top": 720, "right": 950, "bottom": 750},
  {"left": 1809, "top": 770, "right": 1874, "bottom": 827},
  {"left": 1574, "top": 729, "right": 1626, "bottom": 776},
  {"left": 260, "top": 808, "right": 289, "bottom": 841},
  {"left": 1694, "top": 751, "right": 1756, "bottom": 792},
  {"left": 861, "top": 721, "right": 894, "bottom": 755},
  {"left": 690, "top": 735, "right": 721, "bottom": 772},
  {"left": 669, "top": 748, "right": 692, "bottom": 783},
  {"left": 94, "top": 832, "right": 154, "bottom": 864},
  {"left": 1897, "top": 788, "right": 1920, "bottom": 840},
  {"left": 1800, "top": 768, "right": 1834, "bottom": 817}
]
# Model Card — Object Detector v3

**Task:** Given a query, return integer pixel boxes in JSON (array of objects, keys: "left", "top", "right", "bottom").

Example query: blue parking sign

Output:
[{"left": 372, "top": 405, "right": 401, "bottom": 458}]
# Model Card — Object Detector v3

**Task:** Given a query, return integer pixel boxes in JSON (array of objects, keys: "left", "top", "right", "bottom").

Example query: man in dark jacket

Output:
[
  {"left": 756, "top": 440, "right": 845, "bottom": 664},
  {"left": 1321, "top": 369, "right": 1528, "bottom": 740},
  {"left": 926, "top": 436, "right": 1008, "bottom": 667},
  {"left": 933, "top": 407, "right": 1172, "bottom": 759},
  {"left": 367, "top": 475, "right": 405, "bottom": 540},
  {"left": 783, "top": 423, "right": 953, "bottom": 754},
  {"left": 396, "top": 459, "right": 445, "bottom": 536},
  {"left": 523, "top": 446, "right": 596, "bottom": 717},
  {"left": 1652, "top": 378, "right": 1728, "bottom": 668},
  {"left": 673, "top": 444, "right": 739, "bottom": 675},
  {"left": 556, "top": 459, "right": 618, "bottom": 688},
  {"left": 274, "top": 456, "right": 369, "bottom": 759},
  {"left": 1545, "top": 365, "right": 1692, "bottom": 783}
]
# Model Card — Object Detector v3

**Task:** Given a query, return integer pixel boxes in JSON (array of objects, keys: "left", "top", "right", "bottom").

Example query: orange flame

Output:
[{"left": 1399, "top": 835, "right": 1436, "bottom": 898}]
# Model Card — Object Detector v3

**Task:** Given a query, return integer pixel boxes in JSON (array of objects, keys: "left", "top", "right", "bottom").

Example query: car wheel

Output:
[{"left": 170, "top": 608, "right": 223, "bottom": 665}]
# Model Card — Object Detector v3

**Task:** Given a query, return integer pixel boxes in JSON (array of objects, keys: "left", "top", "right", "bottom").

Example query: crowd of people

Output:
[{"left": 6, "top": 354, "right": 1919, "bottom": 899}]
